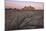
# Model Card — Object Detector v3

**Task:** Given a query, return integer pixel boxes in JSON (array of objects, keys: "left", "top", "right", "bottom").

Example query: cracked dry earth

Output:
[{"left": 5, "top": 10, "right": 44, "bottom": 30}]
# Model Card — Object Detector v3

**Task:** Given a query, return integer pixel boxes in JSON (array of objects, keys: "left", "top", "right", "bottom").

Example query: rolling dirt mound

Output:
[{"left": 5, "top": 10, "right": 44, "bottom": 30}]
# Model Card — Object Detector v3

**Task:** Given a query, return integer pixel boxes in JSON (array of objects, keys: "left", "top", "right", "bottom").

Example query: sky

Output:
[{"left": 5, "top": 0, "right": 44, "bottom": 10}]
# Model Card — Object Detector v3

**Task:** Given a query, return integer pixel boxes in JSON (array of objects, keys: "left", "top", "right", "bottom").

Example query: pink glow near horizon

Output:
[{"left": 5, "top": 0, "right": 44, "bottom": 10}]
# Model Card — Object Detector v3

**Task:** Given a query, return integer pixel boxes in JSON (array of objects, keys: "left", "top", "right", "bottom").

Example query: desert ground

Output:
[{"left": 5, "top": 10, "right": 44, "bottom": 30}]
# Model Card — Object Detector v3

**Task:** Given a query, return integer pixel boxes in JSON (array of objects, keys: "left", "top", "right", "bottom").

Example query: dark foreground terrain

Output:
[{"left": 5, "top": 10, "right": 44, "bottom": 30}]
